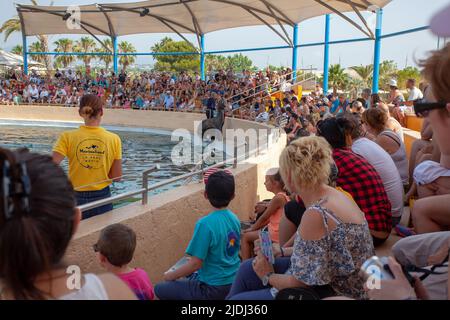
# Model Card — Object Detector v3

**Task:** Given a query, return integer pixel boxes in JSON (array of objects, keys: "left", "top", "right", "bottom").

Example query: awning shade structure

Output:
[
  {"left": 0, "top": 50, "right": 43, "bottom": 67},
  {"left": 17, "top": 0, "right": 391, "bottom": 47}
]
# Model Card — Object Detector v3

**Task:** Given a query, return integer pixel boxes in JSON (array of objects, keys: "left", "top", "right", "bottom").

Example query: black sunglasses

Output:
[
  {"left": 413, "top": 99, "right": 447, "bottom": 118},
  {"left": 93, "top": 243, "right": 99, "bottom": 252}
]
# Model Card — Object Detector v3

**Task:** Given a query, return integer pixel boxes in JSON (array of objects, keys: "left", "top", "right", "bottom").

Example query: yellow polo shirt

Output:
[{"left": 53, "top": 126, "right": 122, "bottom": 192}]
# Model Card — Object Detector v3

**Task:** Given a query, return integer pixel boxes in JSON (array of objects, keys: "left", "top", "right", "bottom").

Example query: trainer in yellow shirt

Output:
[{"left": 53, "top": 94, "right": 122, "bottom": 219}]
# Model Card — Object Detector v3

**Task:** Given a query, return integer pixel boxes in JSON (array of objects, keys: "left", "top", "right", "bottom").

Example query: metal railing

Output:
[{"left": 77, "top": 141, "right": 258, "bottom": 213}]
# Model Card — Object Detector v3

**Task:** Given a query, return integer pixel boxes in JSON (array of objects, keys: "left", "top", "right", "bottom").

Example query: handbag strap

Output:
[{"left": 404, "top": 253, "right": 449, "bottom": 282}]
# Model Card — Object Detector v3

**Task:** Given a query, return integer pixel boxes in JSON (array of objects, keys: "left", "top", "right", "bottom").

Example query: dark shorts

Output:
[
  {"left": 155, "top": 273, "right": 231, "bottom": 300},
  {"left": 75, "top": 186, "right": 113, "bottom": 220}
]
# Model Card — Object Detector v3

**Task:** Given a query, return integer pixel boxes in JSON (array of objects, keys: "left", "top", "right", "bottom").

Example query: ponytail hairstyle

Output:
[
  {"left": 0, "top": 148, "right": 76, "bottom": 299},
  {"left": 79, "top": 94, "right": 103, "bottom": 120}
]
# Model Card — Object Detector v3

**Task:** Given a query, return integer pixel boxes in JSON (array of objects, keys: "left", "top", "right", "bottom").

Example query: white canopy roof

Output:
[
  {"left": 0, "top": 50, "right": 43, "bottom": 67},
  {"left": 17, "top": 0, "right": 391, "bottom": 48}
]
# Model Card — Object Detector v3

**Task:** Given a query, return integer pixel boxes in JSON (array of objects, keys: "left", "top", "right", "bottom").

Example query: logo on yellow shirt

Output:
[{"left": 76, "top": 139, "right": 107, "bottom": 169}]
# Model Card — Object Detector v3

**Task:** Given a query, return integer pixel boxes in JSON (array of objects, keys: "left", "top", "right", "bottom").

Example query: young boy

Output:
[
  {"left": 154, "top": 169, "right": 241, "bottom": 300},
  {"left": 94, "top": 223, "right": 155, "bottom": 300}
]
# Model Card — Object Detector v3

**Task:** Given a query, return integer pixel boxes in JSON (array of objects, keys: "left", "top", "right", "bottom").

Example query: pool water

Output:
[{"left": 0, "top": 125, "right": 194, "bottom": 198}]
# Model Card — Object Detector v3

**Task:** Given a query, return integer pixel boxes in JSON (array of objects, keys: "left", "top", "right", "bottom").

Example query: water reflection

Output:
[{"left": 0, "top": 125, "right": 194, "bottom": 197}]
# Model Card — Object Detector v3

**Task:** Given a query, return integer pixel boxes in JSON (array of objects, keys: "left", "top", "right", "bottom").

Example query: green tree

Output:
[
  {"left": 11, "top": 45, "right": 22, "bottom": 56},
  {"left": 396, "top": 66, "right": 421, "bottom": 90},
  {"left": 28, "top": 41, "right": 45, "bottom": 64},
  {"left": 0, "top": 0, "right": 53, "bottom": 73},
  {"left": 97, "top": 38, "right": 113, "bottom": 70},
  {"left": 350, "top": 64, "right": 373, "bottom": 88},
  {"left": 151, "top": 37, "right": 199, "bottom": 73},
  {"left": 206, "top": 55, "right": 227, "bottom": 72},
  {"left": 54, "top": 38, "right": 74, "bottom": 68},
  {"left": 74, "top": 37, "right": 97, "bottom": 69},
  {"left": 328, "top": 64, "right": 349, "bottom": 94},
  {"left": 224, "top": 53, "right": 255, "bottom": 72},
  {"left": 118, "top": 41, "right": 136, "bottom": 72},
  {"left": 379, "top": 60, "right": 398, "bottom": 90}
]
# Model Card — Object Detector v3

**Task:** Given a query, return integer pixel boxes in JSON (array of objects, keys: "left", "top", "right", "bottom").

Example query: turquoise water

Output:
[{"left": 0, "top": 124, "right": 194, "bottom": 198}]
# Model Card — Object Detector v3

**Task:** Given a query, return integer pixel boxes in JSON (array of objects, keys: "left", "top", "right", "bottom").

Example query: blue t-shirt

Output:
[
  {"left": 186, "top": 209, "right": 241, "bottom": 286},
  {"left": 330, "top": 99, "right": 349, "bottom": 114}
]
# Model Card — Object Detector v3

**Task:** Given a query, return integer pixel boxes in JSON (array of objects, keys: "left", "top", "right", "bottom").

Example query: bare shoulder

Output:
[
  {"left": 298, "top": 208, "right": 327, "bottom": 241},
  {"left": 97, "top": 273, "right": 137, "bottom": 300}
]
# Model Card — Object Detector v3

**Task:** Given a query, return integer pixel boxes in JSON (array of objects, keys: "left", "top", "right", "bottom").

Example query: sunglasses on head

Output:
[{"left": 413, "top": 99, "right": 447, "bottom": 118}]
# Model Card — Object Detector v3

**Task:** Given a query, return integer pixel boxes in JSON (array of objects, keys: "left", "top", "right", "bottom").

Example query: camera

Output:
[{"left": 360, "top": 256, "right": 415, "bottom": 285}]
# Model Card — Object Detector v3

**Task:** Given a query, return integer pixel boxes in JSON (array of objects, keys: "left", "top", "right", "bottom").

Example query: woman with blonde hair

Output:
[
  {"left": 52, "top": 94, "right": 122, "bottom": 219},
  {"left": 227, "top": 136, "right": 374, "bottom": 300}
]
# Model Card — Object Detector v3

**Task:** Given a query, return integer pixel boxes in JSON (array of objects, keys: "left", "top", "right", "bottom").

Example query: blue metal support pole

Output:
[
  {"left": 292, "top": 24, "right": 299, "bottom": 82},
  {"left": 113, "top": 36, "right": 118, "bottom": 74},
  {"left": 323, "top": 14, "right": 330, "bottom": 95},
  {"left": 22, "top": 35, "right": 28, "bottom": 76},
  {"left": 372, "top": 8, "right": 383, "bottom": 94},
  {"left": 200, "top": 34, "right": 205, "bottom": 81}
]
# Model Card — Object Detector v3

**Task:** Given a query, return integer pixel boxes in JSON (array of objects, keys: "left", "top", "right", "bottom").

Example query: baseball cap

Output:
[
  {"left": 203, "top": 168, "right": 233, "bottom": 185},
  {"left": 430, "top": 4, "right": 450, "bottom": 37},
  {"left": 389, "top": 79, "right": 398, "bottom": 87}
]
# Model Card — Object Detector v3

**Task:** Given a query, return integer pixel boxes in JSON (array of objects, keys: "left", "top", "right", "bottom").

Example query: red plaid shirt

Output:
[{"left": 333, "top": 148, "right": 392, "bottom": 233}]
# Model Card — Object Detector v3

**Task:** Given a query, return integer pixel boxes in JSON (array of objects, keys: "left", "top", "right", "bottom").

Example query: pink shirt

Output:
[
  {"left": 118, "top": 268, "right": 154, "bottom": 300},
  {"left": 268, "top": 192, "right": 290, "bottom": 243}
]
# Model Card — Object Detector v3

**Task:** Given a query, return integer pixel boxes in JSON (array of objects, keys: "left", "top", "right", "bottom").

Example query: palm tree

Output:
[
  {"left": 28, "top": 41, "right": 45, "bottom": 64},
  {"left": 0, "top": 0, "right": 53, "bottom": 73},
  {"left": 350, "top": 64, "right": 373, "bottom": 88},
  {"left": 97, "top": 38, "right": 113, "bottom": 70},
  {"left": 11, "top": 45, "right": 23, "bottom": 56},
  {"left": 74, "top": 37, "right": 97, "bottom": 69},
  {"left": 379, "top": 60, "right": 398, "bottom": 90},
  {"left": 54, "top": 38, "right": 75, "bottom": 69},
  {"left": 328, "top": 64, "right": 349, "bottom": 94},
  {"left": 118, "top": 41, "right": 136, "bottom": 72}
]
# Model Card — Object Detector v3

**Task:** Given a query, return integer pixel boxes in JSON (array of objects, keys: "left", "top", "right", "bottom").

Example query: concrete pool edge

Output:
[
  {"left": 0, "top": 118, "right": 174, "bottom": 136},
  {"left": 0, "top": 105, "right": 204, "bottom": 133}
]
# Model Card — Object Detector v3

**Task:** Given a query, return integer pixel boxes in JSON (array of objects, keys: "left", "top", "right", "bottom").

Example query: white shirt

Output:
[
  {"left": 407, "top": 87, "right": 423, "bottom": 101},
  {"left": 29, "top": 87, "right": 39, "bottom": 98},
  {"left": 352, "top": 138, "right": 404, "bottom": 218},
  {"left": 255, "top": 112, "right": 269, "bottom": 123}
]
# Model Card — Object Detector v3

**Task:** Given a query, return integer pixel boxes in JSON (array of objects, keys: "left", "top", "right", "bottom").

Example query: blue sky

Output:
[{"left": 1, "top": 0, "right": 449, "bottom": 70}]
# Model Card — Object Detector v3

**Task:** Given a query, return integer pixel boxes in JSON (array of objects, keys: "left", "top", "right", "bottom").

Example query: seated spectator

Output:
[
  {"left": 402, "top": 12, "right": 450, "bottom": 238},
  {"left": 331, "top": 94, "right": 349, "bottom": 115},
  {"left": 341, "top": 113, "right": 404, "bottom": 226},
  {"left": 408, "top": 117, "right": 434, "bottom": 186},
  {"left": 94, "top": 223, "right": 154, "bottom": 300},
  {"left": 317, "top": 118, "right": 392, "bottom": 245},
  {"left": 378, "top": 102, "right": 404, "bottom": 142},
  {"left": 278, "top": 162, "right": 355, "bottom": 247},
  {"left": 0, "top": 148, "right": 136, "bottom": 300},
  {"left": 227, "top": 136, "right": 374, "bottom": 300},
  {"left": 349, "top": 100, "right": 364, "bottom": 114},
  {"left": 404, "top": 78, "right": 424, "bottom": 107},
  {"left": 370, "top": 93, "right": 383, "bottom": 108},
  {"left": 362, "top": 108, "right": 409, "bottom": 187},
  {"left": 368, "top": 232, "right": 450, "bottom": 300},
  {"left": 154, "top": 170, "right": 241, "bottom": 300},
  {"left": 361, "top": 88, "right": 371, "bottom": 108},
  {"left": 241, "top": 168, "right": 289, "bottom": 260}
]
